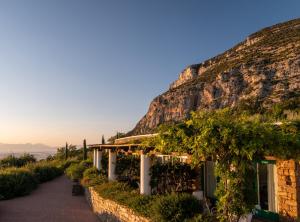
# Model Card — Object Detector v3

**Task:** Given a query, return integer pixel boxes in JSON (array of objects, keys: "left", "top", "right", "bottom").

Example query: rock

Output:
[{"left": 129, "top": 18, "right": 300, "bottom": 135}]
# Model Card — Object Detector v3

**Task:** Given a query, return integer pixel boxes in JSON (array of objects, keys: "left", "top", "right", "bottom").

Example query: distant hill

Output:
[{"left": 129, "top": 18, "right": 300, "bottom": 135}]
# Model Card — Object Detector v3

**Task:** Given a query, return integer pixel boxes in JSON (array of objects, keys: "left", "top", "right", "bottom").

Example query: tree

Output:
[
  {"left": 101, "top": 135, "right": 105, "bottom": 144},
  {"left": 107, "top": 132, "right": 125, "bottom": 143},
  {"left": 65, "top": 142, "right": 68, "bottom": 160},
  {"left": 83, "top": 139, "right": 87, "bottom": 160},
  {"left": 55, "top": 144, "right": 79, "bottom": 160}
]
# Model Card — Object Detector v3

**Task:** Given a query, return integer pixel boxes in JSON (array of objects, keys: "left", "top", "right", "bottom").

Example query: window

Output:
[{"left": 256, "top": 162, "right": 278, "bottom": 213}]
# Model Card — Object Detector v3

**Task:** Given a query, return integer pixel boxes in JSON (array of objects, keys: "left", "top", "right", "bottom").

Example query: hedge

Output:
[
  {"left": 0, "top": 160, "right": 68, "bottom": 200},
  {"left": 65, "top": 160, "right": 92, "bottom": 180},
  {"left": 0, "top": 154, "right": 36, "bottom": 168},
  {"left": 79, "top": 167, "right": 203, "bottom": 221},
  {"left": 0, "top": 168, "right": 38, "bottom": 200}
]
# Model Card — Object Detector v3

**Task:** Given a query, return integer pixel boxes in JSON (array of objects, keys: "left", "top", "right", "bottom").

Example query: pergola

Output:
[{"left": 88, "top": 134, "right": 202, "bottom": 198}]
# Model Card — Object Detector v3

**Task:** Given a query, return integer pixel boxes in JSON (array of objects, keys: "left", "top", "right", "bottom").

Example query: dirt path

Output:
[{"left": 0, "top": 175, "right": 99, "bottom": 222}]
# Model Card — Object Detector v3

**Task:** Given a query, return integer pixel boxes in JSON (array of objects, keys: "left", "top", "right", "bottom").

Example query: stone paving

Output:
[{"left": 0, "top": 175, "right": 99, "bottom": 222}]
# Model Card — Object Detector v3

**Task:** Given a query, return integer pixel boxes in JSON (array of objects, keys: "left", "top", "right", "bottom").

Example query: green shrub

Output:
[
  {"left": 66, "top": 160, "right": 92, "bottom": 180},
  {"left": 0, "top": 153, "right": 36, "bottom": 168},
  {"left": 27, "top": 162, "right": 63, "bottom": 183},
  {"left": 59, "top": 158, "right": 80, "bottom": 170},
  {"left": 83, "top": 167, "right": 99, "bottom": 178},
  {"left": 0, "top": 160, "right": 67, "bottom": 200},
  {"left": 54, "top": 145, "right": 82, "bottom": 160},
  {"left": 81, "top": 167, "right": 107, "bottom": 187},
  {"left": 93, "top": 181, "right": 153, "bottom": 217},
  {"left": 185, "top": 214, "right": 217, "bottom": 222},
  {"left": 92, "top": 180, "right": 203, "bottom": 220},
  {"left": 151, "top": 193, "right": 202, "bottom": 222},
  {"left": 0, "top": 168, "right": 38, "bottom": 200},
  {"left": 80, "top": 159, "right": 93, "bottom": 168},
  {"left": 124, "top": 194, "right": 154, "bottom": 218}
]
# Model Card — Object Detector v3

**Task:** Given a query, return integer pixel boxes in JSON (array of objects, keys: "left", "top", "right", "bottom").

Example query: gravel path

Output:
[{"left": 0, "top": 175, "right": 99, "bottom": 222}]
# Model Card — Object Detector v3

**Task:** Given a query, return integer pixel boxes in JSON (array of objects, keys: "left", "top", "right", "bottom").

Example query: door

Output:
[{"left": 205, "top": 161, "right": 217, "bottom": 198}]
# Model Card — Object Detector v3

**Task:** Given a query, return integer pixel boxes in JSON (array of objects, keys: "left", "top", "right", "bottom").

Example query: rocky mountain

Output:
[{"left": 130, "top": 18, "right": 300, "bottom": 135}]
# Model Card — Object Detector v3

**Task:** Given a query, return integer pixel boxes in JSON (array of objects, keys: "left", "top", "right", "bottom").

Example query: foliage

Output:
[
  {"left": 91, "top": 180, "right": 202, "bottom": 221},
  {"left": 65, "top": 143, "right": 69, "bottom": 159},
  {"left": 93, "top": 181, "right": 153, "bottom": 218},
  {"left": 81, "top": 167, "right": 107, "bottom": 187},
  {"left": 83, "top": 139, "right": 87, "bottom": 160},
  {"left": 102, "top": 135, "right": 106, "bottom": 144},
  {"left": 150, "top": 160, "right": 197, "bottom": 194},
  {"left": 65, "top": 160, "right": 92, "bottom": 180},
  {"left": 0, "top": 167, "right": 38, "bottom": 200},
  {"left": 59, "top": 158, "right": 80, "bottom": 170},
  {"left": 152, "top": 123, "right": 193, "bottom": 154},
  {"left": 107, "top": 132, "right": 126, "bottom": 143},
  {"left": 151, "top": 108, "right": 300, "bottom": 222},
  {"left": 100, "top": 151, "right": 108, "bottom": 175},
  {"left": 55, "top": 144, "right": 82, "bottom": 160},
  {"left": 116, "top": 153, "right": 140, "bottom": 187},
  {"left": 46, "top": 155, "right": 55, "bottom": 161},
  {"left": 83, "top": 166, "right": 99, "bottom": 178},
  {"left": 26, "top": 161, "right": 64, "bottom": 183},
  {"left": 150, "top": 193, "right": 202, "bottom": 222},
  {"left": 185, "top": 214, "right": 217, "bottom": 222},
  {"left": 0, "top": 160, "right": 65, "bottom": 200},
  {"left": 0, "top": 153, "right": 36, "bottom": 168}
]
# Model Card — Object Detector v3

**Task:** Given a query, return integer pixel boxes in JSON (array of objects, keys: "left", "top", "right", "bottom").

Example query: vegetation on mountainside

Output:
[{"left": 171, "top": 19, "right": 300, "bottom": 91}]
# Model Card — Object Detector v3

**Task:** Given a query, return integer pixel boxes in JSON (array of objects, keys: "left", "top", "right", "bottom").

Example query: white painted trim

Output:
[
  {"left": 274, "top": 164, "right": 278, "bottom": 213},
  {"left": 93, "top": 149, "right": 97, "bottom": 167}
]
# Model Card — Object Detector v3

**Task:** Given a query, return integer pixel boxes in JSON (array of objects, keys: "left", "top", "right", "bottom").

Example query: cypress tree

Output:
[
  {"left": 83, "top": 139, "right": 87, "bottom": 160},
  {"left": 101, "top": 135, "right": 105, "bottom": 144},
  {"left": 65, "top": 142, "right": 68, "bottom": 160}
]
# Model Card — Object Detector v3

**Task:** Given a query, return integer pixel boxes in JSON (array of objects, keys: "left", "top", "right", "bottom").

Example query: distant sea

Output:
[
  {"left": 0, "top": 151, "right": 56, "bottom": 160},
  {"left": 0, "top": 143, "right": 57, "bottom": 161}
]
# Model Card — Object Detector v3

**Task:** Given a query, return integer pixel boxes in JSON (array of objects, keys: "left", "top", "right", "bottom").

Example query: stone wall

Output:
[
  {"left": 277, "top": 160, "right": 298, "bottom": 218},
  {"left": 85, "top": 187, "right": 150, "bottom": 222}
]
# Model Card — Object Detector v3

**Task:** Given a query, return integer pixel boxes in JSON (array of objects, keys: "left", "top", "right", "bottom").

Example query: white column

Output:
[
  {"left": 93, "top": 148, "right": 97, "bottom": 167},
  {"left": 96, "top": 149, "right": 102, "bottom": 171},
  {"left": 108, "top": 150, "right": 117, "bottom": 181},
  {"left": 140, "top": 153, "right": 151, "bottom": 195}
]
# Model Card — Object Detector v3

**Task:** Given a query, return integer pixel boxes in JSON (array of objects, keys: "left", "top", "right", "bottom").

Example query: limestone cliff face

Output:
[{"left": 129, "top": 18, "right": 300, "bottom": 135}]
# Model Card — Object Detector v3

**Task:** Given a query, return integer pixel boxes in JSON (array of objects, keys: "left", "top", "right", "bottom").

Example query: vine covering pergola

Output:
[{"left": 88, "top": 134, "right": 200, "bottom": 197}]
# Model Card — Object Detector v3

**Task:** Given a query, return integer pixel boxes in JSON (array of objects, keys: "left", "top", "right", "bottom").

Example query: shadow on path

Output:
[{"left": 0, "top": 175, "right": 99, "bottom": 222}]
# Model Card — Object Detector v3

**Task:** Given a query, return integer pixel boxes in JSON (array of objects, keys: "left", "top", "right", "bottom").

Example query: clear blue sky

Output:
[{"left": 0, "top": 0, "right": 299, "bottom": 147}]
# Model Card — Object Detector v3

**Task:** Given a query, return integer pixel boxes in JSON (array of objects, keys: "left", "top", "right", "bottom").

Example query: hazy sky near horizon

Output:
[{"left": 0, "top": 0, "right": 299, "bottom": 147}]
